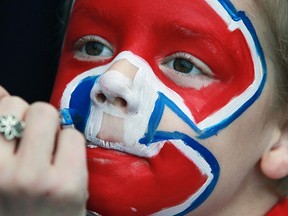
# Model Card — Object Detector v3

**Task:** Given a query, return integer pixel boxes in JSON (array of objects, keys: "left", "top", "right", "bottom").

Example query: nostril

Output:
[
  {"left": 115, "top": 97, "right": 127, "bottom": 107},
  {"left": 96, "top": 93, "right": 107, "bottom": 103}
]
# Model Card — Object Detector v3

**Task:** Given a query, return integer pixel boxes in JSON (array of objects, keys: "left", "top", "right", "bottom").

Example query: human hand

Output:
[{"left": 0, "top": 86, "right": 88, "bottom": 216}]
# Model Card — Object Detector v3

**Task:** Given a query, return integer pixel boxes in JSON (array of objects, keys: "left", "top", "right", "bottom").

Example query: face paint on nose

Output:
[
  {"left": 61, "top": 51, "right": 158, "bottom": 156},
  {"left": 60, "top": 51, "right": 197, "bottom": 156},
  {"left": 59, "top": 51, "right": 220, "bottom": 215}
]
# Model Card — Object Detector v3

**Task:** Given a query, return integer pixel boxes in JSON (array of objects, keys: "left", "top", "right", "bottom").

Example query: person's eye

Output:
[
  {"left": 160, "top": 52, "right": 216, "bottom": 89},
  {"left": 74, "top": 35, "right": 114, "bottom": 62}
]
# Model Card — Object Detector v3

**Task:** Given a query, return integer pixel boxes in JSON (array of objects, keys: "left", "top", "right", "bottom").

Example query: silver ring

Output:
[{"left": 0, "top": 114, "right": 25, "bottom": 141}]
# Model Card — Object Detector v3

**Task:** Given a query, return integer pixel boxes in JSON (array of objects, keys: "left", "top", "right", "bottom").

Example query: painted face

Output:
[{"left": 51, "top": 0, "right": 266, "bottom": 215}]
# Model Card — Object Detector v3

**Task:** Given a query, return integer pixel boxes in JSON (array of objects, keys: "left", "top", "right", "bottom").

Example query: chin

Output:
[{"left": 85, "top": 136, "right": 220, "bottom": 216}]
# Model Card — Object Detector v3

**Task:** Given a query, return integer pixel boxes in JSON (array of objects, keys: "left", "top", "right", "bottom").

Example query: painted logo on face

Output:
[
  {"left": 50, "top": 0, "right": 266, "bottom": 215},
  {"left": 60, "top": 52, "right": 220, "bottom": 215}
]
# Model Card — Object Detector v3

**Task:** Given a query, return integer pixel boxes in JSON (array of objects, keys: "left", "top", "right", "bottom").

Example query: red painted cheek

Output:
[
  {"left": 86, "top": 143, "right": 208, "bottom": 215},
  {"left": 50, "top": 42, "right": 110, "bottom": 107},
  {"left": 151, "top": 32, "right": 254, "bottom": 123}
]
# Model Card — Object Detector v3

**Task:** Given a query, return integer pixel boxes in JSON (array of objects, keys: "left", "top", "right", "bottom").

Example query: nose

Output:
[{"left": 91, "top": 59, "right": 140, "bottom": 114}]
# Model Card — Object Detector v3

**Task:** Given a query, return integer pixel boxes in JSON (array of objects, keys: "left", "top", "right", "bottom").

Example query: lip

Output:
[
  {"left": 86, "top": 143, "right": 149, "bottom": 165},
  {"left": 86, "top": 141, "right": 153, "bottom": 176},
  {"left": 86, "top": 140, "right": 213, "bottom": 215}
]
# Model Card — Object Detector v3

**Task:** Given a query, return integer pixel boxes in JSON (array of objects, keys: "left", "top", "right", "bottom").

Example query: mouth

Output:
[
  {"left": 86, "top": 137, "right": 165, "bottom": 158},
  {"left": 86, "top": 138, "right": 217, "bottom": 215},
  {"left": 60, "top": 109, "right": 219, "bottom": 214},
  {"left": 85, "top": 137, "right": 214, "bottom": 184}
]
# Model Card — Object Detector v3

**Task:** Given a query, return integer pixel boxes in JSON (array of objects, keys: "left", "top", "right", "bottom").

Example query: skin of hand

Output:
[{"left": 0, "top": 85, "right": 88, "bottom": 216}]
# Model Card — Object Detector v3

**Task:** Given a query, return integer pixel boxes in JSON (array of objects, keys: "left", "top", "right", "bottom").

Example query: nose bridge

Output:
[
  {"left": 107, "top": 59, "right": 139, "bottom": 80},
  {"left": 98, "top": 58, "right": 139, "bottom": 97}
]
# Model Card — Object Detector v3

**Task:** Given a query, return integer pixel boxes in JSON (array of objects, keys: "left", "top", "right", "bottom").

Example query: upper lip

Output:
[{"left": 86, "top": 137, "right": 165, "bottom": 158}]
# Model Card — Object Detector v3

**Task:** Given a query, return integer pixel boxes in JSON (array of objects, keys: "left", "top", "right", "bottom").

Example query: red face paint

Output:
[
  {"left": 50, "top": 0, "right": 263, "bottom": 214},
  {"left": 87, "top": 142, "right": 208, "bottom": 215},
  {"left": 52, "top": 0, "right": 254, "bottom": 123}
]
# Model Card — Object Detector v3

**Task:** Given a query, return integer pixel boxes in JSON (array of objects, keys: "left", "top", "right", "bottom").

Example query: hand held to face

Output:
[{"left": 0, "top": 86, "right": 88, "bottom": 216}]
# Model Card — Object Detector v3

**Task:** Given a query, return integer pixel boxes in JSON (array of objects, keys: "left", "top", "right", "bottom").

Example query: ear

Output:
[{"left": 261, "top": 122, "right": 288, "bottom": 179}]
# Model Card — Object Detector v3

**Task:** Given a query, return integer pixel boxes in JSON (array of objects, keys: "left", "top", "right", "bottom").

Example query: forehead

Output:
[
  {"left": 73, "top": 0, "right": 215, "bottom": 16},
  {"left": 72, "top": 0, "right": 227, "bottom": 31}
]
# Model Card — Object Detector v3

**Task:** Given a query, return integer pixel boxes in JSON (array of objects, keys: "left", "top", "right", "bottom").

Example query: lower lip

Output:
[{"left": 86, "top": 141, "right": 209, "bottom": 215}]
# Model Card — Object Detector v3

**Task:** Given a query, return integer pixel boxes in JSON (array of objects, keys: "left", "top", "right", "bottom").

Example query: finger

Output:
[
  {"left": 17, "top": 102, "right": 60, "bottom": 168},
  {"left": 54, "top": 129, "right": 88, "bottom": 205},
  {"left": 54, "top": 128, "right": 87, "bottom": 183},
  {"left": 0, "top": 85, "right": 10, "bottom": 99},
  {"left": 0, "top": 96, "right": 28, "bottom": 155}
]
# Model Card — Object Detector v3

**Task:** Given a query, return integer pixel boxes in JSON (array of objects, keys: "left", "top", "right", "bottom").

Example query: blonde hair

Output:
[
  {"left": 258, "top": 0, "right": 288, "bottom": 106},
  {"left": 259, "top": 0, "right": 288, "bottom": 68},
  {"left": 258, "top": 0, "right": 288, "bottom": 196}
]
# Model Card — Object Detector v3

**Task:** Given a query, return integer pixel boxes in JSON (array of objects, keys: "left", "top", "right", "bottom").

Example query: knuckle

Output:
[
  {"left": 47, "top": 170, "right": 88, "bottom": 201},
  {"left": 0, "top": 85, "right": 9, "bottom": 99},
  {"left": 11, "top": 173, "right": 37, "bottom": 195},
  {"left": 10, "top": 170, "right": 53, "bottom": 197},
  {"left": 10, "top": 96, "right": 29, "bottom": 107},
  {"left": 29, "top": 102, "right": 59, "bottom": 120},
  {"left": 0, "top": 160, "right": 17, "bottom": 193},
  {"left": 54, "top": 181, "right": 88, "bottom": 204},
  {"left": 0, "top": 95, "right": 29, "bottom": 109},
  {"left": 30, "top": 102, "right": 57, "bottom": 114},
  {"left": 0, "top": 166, "right": 11, "bottom": 191},
  {"left": 36, "top": 175, "right": 59, "bottom": 197}
]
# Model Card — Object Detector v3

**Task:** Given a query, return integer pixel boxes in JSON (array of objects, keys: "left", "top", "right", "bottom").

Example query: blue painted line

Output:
[
  {"left": 139, "top": 92, "right": 201, "bottom": 146},
  {"left": 139, "top": 95, "right": 165, "bottom": 145},
  {"left": 140, "top": 131, "right": 220, "bottom": 215},
  {"left": 69, "top": 75, "right": 100, "bottom": 132},
  {"left": 195, "top": 0, "right": 267, "bottom": 139}
]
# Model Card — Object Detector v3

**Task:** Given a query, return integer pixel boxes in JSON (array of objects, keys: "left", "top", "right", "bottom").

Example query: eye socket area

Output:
[
  {"left": 160, "top": 52, "right": 216, "bottom": 90},
  {"left": 74, "top": 35, "right": 114, "bottom": 62}
]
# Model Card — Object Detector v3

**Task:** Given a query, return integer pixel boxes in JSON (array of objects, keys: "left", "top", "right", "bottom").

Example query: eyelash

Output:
[
  {"left": 73, "top": 35, "right": 114, "bottom": 62},
  {"left": 161, "top": 52, "right": 213, "bottom": 77},
  {"left": 160, "top": 52, "right": 215, "bottom": 89},
  {"left": 73, "top": 36, "right": 215, "bottom": 89}
]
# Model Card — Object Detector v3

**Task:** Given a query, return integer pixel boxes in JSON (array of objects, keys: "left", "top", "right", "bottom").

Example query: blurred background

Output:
[{"left": 0, "top": 0, "right": 72, "bottom": 103}]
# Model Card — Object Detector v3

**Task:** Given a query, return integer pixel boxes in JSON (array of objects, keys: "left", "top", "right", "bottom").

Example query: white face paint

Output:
[
  {"left": 61, "top": 51, "right": 195, "bottom": 157},
  {"left": 60, "top": 51, "right": 217, "bottom": 215},
  {"left": 87, "top": 52, "right": 161, "bottom": 157}
]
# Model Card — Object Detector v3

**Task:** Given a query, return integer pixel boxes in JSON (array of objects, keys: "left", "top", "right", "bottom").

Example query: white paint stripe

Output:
[{"left": 197, "top": 0, "right": 264, "bottom": 129}]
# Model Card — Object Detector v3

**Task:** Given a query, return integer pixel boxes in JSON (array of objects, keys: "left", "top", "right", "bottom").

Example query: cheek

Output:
[
  {"left": 151, "top": 30, "right": 256, "bottom": 124},
  {"left": 209, "top": 93, "right": 276, "bottom": 180},
  {"left": 157, "top": 108, "right": 197, "bottom": 138},
  {"left": 50, "top": 43, "right": 107, "bottom": 107}
]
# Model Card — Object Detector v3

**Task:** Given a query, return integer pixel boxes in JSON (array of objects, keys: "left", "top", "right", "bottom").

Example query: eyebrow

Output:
[
  {"left": 71, "top": 2, "right": 225, "bottom": 51},
  {"left": 168, "top": 23, "right": 204, "bottom": 38},
  {"left": 71, "top": 5, "right": 114, "bottom": 25},
  {"left": 160, "top": 10, "right": 229, "bottom": 43}
]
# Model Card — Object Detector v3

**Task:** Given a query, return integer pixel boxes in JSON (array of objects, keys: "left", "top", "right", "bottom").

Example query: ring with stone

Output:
[{"left": 0, "top": 114, "right": 25, "bottom": 141}]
